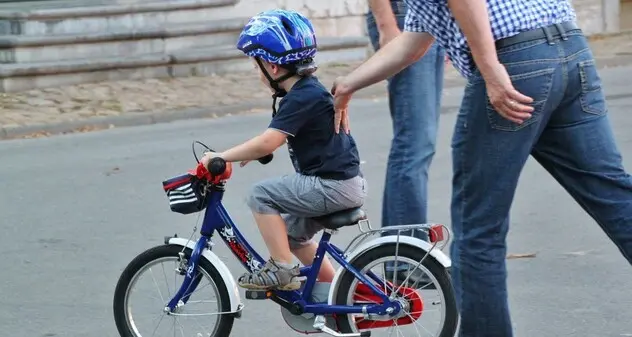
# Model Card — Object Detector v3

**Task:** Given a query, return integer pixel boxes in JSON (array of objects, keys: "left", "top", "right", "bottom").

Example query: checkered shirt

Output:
[{"left": 403, "top": 0, "right": 577, "bottom": 78}]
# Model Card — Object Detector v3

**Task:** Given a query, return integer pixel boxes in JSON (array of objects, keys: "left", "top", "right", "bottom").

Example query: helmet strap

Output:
[{"left": 255, "top": 57, "right": 296, "bottom": 116}]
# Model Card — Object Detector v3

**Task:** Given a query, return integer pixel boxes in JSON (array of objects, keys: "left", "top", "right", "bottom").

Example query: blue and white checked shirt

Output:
[{"left": 403, "top": 0, "right": 577, "bottom": 78}]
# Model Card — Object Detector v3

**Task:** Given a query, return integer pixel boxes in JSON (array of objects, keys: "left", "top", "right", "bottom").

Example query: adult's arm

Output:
[
  {"left": 447, "top": 0, "right": 534, "bottom": 122},
  {"left": 339, "top": 31, "right": 434, "bottom": 93},
  {"left": 446, "top": 0, "right": 499, "bottom": 77}
]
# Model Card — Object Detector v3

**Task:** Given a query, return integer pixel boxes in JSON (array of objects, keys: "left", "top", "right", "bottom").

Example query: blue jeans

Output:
[
  {"left": 451, "top": 27, "right": 632, "bottom": 336},
  {"left": 366, "top": 1, "right": 446, "bottom": 247}
]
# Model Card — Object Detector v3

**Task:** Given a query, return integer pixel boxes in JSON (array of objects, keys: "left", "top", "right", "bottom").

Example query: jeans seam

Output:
[
  {"left": 388, "top": 90, "right": 410, "bottom": 228},
  {"left": 455, "top": 120, "right": 466, "bottom": 322}
]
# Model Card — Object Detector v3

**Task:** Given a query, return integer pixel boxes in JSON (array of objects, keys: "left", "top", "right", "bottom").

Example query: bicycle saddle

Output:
[{"left": 313, "top": 207, "right": 367, "bottom": 230}]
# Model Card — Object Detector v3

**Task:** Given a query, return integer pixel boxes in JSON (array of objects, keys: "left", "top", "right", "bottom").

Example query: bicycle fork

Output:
[{"left": 165, "top": 236, "right": 209, "bottom": 313}]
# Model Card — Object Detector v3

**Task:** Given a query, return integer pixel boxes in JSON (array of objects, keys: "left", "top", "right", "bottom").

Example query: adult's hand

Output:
[
  {"left": 483, "top": 62, "right": 534, "bottom": 124},
  {"left": 328, "top": 32, "right": 433, "bottom": 134},
  {"left": 331, "top": 76, "right": 353, "bottom": 134}
]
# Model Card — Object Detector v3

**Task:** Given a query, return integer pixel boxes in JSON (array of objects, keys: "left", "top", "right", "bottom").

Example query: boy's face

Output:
[{"left": 251, "top": 58, "right": 286, "bottom": 93}]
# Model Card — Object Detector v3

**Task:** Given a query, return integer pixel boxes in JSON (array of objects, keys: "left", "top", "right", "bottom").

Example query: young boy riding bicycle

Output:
[{"left": 201, "top": 9, "right": 367, "bottom": 291}]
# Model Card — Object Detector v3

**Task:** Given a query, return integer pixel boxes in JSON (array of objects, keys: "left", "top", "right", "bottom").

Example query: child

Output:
[{"left": 201, "top": 9, "right": 367, "bottom": 291}]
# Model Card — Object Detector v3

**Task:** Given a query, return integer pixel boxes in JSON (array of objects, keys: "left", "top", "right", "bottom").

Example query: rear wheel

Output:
[
  {"left": 113, "top": 244, "right": 235, "bottom": 337},
  {"left": 333, "top": 244, "right": 458, "bottom": 337}
]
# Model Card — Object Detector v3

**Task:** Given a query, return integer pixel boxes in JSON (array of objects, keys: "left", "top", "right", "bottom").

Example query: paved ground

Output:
[
  {"left": 1, "top": 66, "right": 632, "bottom": 336},
  {"left": 1, "top": 32, "right": 632, "bottom": 136}
]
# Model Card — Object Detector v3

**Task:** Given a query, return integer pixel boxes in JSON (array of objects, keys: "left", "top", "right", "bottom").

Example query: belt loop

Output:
[
  {"left": 555, "top": 23, "right": 568, "bottom": 41},
  {"left": 542, "top": 26, "right": 555, "bottom": 45}
]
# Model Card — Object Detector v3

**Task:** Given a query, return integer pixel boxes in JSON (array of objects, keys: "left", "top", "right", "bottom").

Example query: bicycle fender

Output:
[
  {"left": 327, "top": 235, "right": 451, "bottom": 305},
  {"left": 167, "top": 237, "right": 243, "bottom": 317}
]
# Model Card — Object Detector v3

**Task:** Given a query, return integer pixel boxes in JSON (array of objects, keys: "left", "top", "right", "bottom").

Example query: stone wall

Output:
[
  {"left": 229, "top": 0, "right": 369, "bottom": 37},
  {"left": 572, "top": 0, "right": 620, "bottom": 35},
  {"left": 229, "top": 0, "right": 620, "bottom": 37}
]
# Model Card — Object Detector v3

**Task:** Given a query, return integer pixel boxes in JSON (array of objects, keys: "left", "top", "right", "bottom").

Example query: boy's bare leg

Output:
[
  {"left": 253, "top": 212, "right": 294, "bottom": 263},
  {"left": 236, "top": 212, "right": 302, "bottom": 290},
  {"left": 292, "top": 241, "right": 336, "bottom": 282}
]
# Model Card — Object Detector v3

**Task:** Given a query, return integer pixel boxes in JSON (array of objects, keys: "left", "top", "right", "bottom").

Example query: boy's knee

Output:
[{"left": 246, "top": 182, "right": 278, "bottom": 214}]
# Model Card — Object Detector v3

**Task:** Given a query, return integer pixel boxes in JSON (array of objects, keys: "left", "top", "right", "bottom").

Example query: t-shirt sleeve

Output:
[{"left": 268, "top": 95, "right": 313, "bottom": 137}]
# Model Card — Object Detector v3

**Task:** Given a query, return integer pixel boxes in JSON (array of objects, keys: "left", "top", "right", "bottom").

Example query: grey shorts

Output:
[{"left": 246, "top": 173, "right": 367, "bottom": 249}]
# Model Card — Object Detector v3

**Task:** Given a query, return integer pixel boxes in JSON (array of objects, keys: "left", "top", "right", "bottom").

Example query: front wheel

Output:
[
  {"left": 333, "top": 243, "right": 458, "bottom": 337},
  {"left": 113, "top": 244, "right": 235, "bottom": 337}
]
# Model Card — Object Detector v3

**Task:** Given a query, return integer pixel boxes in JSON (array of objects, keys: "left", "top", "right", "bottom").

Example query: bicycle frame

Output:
[{"left": 165, "top": 183, "right": 403, "bottom": 317}]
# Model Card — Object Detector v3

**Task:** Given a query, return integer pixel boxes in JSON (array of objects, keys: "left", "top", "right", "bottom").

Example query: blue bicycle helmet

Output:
[
  {"left": 237, "top": 9, "right": 317, "bottom": 66},
  {"left": 237, "top": 9, "right": 319, "bottom": 109}
]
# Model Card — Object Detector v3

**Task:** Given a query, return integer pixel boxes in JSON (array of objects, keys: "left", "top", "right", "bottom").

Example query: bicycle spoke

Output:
[
  {"left": 404, "top": 310, "right": 432, "bottom": 337},
  {"left": 150, "top": 313, "right": 167, "bottom": 337},
  {"left": 121, "top": 255, "right": 224, "bottom": 337},
  {"left": 149, "top": 268, "right": 165, "bottom": 304},
  {"left": 161, "top": 263, "right": 172, "bottom": 299}
]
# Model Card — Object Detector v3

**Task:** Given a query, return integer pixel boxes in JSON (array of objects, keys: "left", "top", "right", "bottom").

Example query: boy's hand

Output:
[{"left": 201, "top": 151, "right": 221, "bottom": 168}]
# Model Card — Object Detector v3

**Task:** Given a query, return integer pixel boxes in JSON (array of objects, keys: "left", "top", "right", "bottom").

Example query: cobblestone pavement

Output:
[{"left": 1, "top": 32, "right": 631, "bottom": 130}]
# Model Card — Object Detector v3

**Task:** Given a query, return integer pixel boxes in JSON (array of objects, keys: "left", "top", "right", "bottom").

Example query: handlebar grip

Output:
[
  {"left": 207, "top": 157, "right": 227, "bottom": 176},
  {"left": 257, "top": 153, "right": 274, "bottom": 165}
]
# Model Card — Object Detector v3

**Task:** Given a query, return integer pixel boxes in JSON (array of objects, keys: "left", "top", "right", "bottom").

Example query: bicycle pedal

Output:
[{"left": 245, "top": 290, "right": 273, "bottom": 300}]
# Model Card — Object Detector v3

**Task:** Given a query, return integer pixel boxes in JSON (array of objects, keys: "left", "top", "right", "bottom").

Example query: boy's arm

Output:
[
  {"left": 204, "top": 98, "right": 310, "bottom": 164},
  {"left": 211, "top": 129, "right": 287, "bottom": 163}
]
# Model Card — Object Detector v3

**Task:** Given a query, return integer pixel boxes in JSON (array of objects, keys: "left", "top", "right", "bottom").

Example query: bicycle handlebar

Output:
[{"left": 207, "top": 153, "right": 274, "bottom": 176}]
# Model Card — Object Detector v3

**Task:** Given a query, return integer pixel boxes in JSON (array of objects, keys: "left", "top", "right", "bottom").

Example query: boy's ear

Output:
[{"left": 269, "top": 63, "right": 280, "bottom": 75}]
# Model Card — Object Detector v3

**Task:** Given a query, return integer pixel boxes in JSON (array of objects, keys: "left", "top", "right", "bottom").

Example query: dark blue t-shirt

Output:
[{"left": 268, "top": 76, "right": 360, "bottom": 180}]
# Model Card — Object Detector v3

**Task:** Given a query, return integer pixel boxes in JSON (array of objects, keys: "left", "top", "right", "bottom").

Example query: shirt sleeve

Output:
[
  {"left": 404, "top": 7, "right": 426, "bottom": 33},
  {"left": 268, "top": 96, "right": 312, "bottom": 137}
]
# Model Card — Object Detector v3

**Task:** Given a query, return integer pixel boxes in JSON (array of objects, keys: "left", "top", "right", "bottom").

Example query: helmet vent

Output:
[{"left": 280, "top": 16, "right": 295, "bottom": 36}]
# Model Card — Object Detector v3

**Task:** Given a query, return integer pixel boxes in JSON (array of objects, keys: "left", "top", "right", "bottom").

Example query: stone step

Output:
[
  {"left": 0, "top": 18, "right": 250, "bottom": 63},
  {"left": 0, "top": 0, "right": 238, "bottom": 36},
  {"left": 0, "top": 36, "right": 369, "bottom": 92}
]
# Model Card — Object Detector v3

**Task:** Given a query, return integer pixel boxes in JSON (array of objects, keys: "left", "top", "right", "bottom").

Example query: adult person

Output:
[
  {"left": 330, "top": 0, "right": 632, "bottom": 335},
  {"left": 366, "top": 0, "right": 445, "bottom": 284}
]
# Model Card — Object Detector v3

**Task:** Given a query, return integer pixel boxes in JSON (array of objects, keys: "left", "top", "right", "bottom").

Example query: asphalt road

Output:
[{"left": 1, "top": 68, "right": 632, "bottom": 337}]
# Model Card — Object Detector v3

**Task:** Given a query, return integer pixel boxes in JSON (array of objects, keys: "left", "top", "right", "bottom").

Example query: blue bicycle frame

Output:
[{"left": 164, "top": 183, "right": 404, "bottom": 317}]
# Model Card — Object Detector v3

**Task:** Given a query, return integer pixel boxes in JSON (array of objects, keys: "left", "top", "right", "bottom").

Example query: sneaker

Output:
[{"left": 237, "top": 258, "right": 303, "bottom": 291}]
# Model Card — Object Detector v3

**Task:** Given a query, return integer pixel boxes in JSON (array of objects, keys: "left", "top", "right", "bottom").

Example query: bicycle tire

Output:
[
  {"left": 112, "top": 244, "right": 235, "bottom": 337},
  {"left": 333, "top": 243, "right": 458, "bottom": 336}
]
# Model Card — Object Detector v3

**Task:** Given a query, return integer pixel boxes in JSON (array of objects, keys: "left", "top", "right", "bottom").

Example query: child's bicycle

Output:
[{"left": 112, "top": 141, "right": 459, "bottom": 337}]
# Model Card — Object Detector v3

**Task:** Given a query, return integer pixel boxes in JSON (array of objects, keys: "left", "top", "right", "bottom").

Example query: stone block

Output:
[
  {"left": 311, "top": 16, "right": 367, "bottom": 38},
  {"left": 0, "top": 0, "right": 238, "bottom": 35},
  {"left": 0, "top": 36, "right": 370, "bottom": 92},
  {"left": 0, "top": 53, "right": 171, "bottom": 92},
  {"left": 0, "top": 18, "right": 248, "bottom": 63},
  {"left": 572, "top": 0, "right": 605, "bottom": 35},
  {"left": 230, "top": 0, "right": 368, "bottom": 20}
]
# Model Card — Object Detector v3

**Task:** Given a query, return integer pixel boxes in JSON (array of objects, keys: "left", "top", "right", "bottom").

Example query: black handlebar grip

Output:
[
  {"left": 207, "top": 157, "right": 227, "bottom": 176},
  {"left": 257, "top": 153, "right": 274, "bottom": 165}
]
